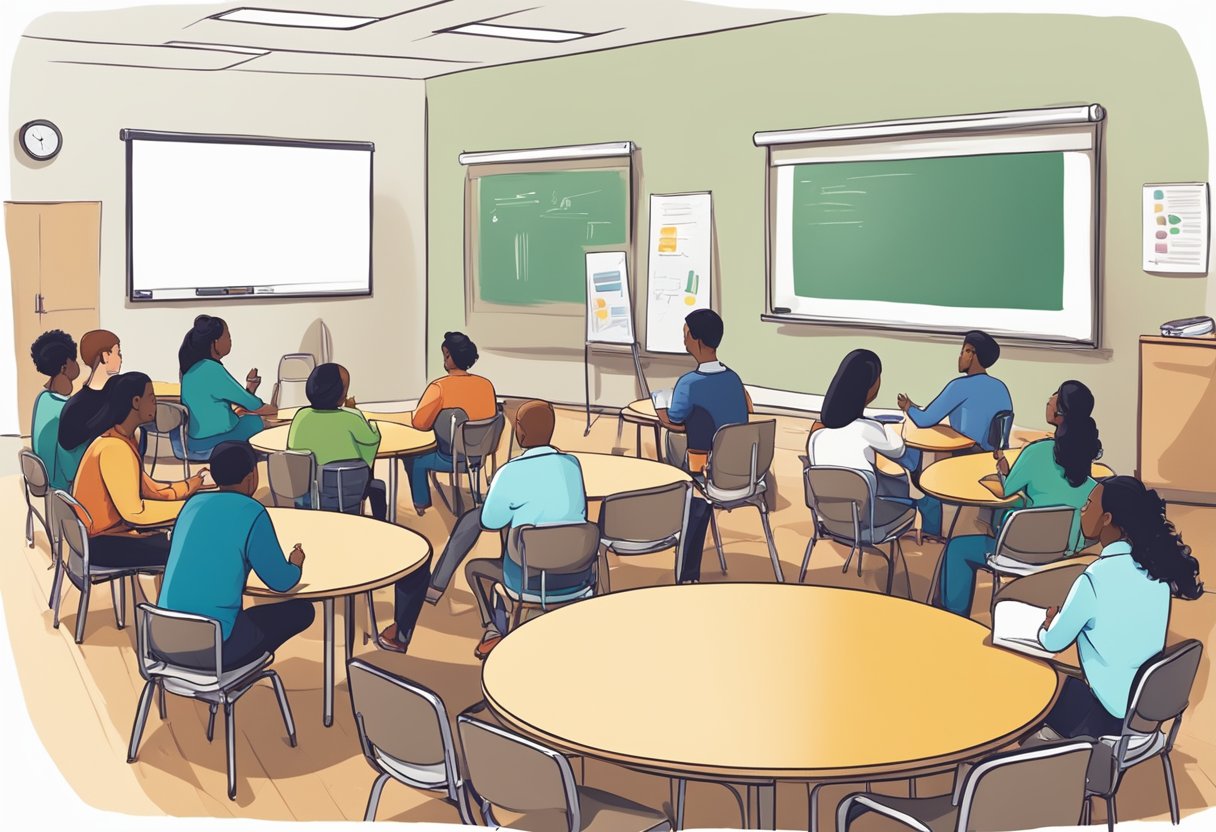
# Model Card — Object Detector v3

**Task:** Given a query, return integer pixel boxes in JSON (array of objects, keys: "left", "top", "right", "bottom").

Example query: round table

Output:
[
  {"left": 250, "top": 421, "right": 437, "bottom": 523},
  {"left": 569, "top": 452, "right": 691, "bottom": 499},
  {"left": 483, "top": 584, "right": 1059, "bottom": 829},
  {"left": 152, "top": 381, "right": 180, "bottom": 399},
  {"left": 277, "top": 407, "right": 415, "bottom": 425},
  {"left": 247, "top": 508, "right": 431, "bottom": 726},
  {"left": 620, "top": 399, "right": 768, "bottom": 462},
  {"left": 895, "top": 421, "right": 975, "bottom": 453}
]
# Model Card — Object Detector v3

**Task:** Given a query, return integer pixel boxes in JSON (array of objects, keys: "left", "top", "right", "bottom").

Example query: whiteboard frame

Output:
[{"left": 755, "top": 106, "right": 1105, "bottom": 349}]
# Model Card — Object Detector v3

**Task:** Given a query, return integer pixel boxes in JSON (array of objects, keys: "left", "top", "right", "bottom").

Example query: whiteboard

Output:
[
  {"left": 585, "top": 251, "right": 635, "bottom": 345},
  {"left": 645, "top": 192, "right": 713, "bottom": 353}
]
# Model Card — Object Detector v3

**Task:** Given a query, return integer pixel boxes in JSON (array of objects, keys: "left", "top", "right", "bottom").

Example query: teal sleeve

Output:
[
  {"left": 1002, "top": 440, "right": 1046, "bottom": 497},
  {"left": 246, "top": 510, "right": 302, "bottom": 592},
  {"left": 208, "top": 361, "right": 264, "bottom": 411},
  {"left": 1038, "top": 572, "right": 1095, "bottom": 652}
]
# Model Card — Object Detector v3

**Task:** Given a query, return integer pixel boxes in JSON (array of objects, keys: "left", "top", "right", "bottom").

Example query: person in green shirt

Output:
[
  {"left": 287, "top": 363, "right": 387, "bottom": 520},
  {"left": 936, "top": 380, "right": 1103, "bottom": 616},
  {"left": 30, "top": 329, "right": 85, "bottom": 491},
  {"left": 178, "top": 315, "right": 276, "bottom": 457}
]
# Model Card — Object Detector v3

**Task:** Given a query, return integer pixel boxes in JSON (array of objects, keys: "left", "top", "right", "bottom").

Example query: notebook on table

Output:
[
  {"left": 651, "top": 388, "right": 674, "bottom": 410},
  {"left": 991, "top": 600, "right": 1054, "bottom": 660}
]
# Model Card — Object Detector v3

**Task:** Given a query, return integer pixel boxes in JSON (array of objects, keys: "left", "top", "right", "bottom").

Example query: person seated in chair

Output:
[
  {"left": 405, "top": 331, "right": 498, "bottom": 515},
  {"left": 58, "top": 329, "right": 124, "bottom": 457},
  {"left": 29, "top": 329, "right": 84, "bottom": 491},
  {"left": 288, "top": 363, "right": 387, "bottom": 520},
  {"left": 158, "top": 441, "right": 315, "bottom": 669},
  {"left": 1032, "top": 476, "right": 1202, "bottom": 740},
  {"left": 936, "top": 381, "right": 1102, "bottom": 616}
]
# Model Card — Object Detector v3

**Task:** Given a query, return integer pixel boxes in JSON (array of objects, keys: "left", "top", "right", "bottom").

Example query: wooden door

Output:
[{"left": 6, "top": 202, "right": 101, "bottom": 435}]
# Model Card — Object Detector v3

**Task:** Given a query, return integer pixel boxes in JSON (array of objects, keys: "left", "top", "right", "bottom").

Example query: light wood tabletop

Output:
[
  {"left": 152, "top": 381, "right": 180, "bottom": 399},
  {"left": 919, "top": 446, "right": 1116, "bottom": 508},
  {"left": 276, "top": 407, "right": 415, "bottom": 425},
  {"left": 569, "top": 452, "right": 691, "bottom": 499},
  {"left": 897, "top": 421, "right": 975, "bottom": 452},
  {"left": 249, "top": 420, "right": 436, "bottom": 458},
  {"left": 483, "top": 584, "right": 1059, "bottom": 782},
  {"left": 622, "top": 399, "right": 659, "bottom": 423}
]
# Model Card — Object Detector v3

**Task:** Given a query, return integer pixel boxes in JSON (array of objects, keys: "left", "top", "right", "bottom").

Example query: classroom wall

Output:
[
  {"left": 426, "top": 13, "right": 1210, "bottom": 472},
  {"left": 9, "top": 37, "right": 428, "bottom": 402}
]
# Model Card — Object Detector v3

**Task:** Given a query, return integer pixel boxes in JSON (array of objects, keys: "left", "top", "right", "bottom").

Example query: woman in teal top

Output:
[
  {"left": 178, "top": 315, "right": 275, "bottom": 457},
  {"left": 29, "top": 329, "right": 86, "bottom": 490},
  {"left": 287, "top": 363, "right": 387, "bottom": 520},
  {"left": 936, "top": 380, "right": 1103, "bottom": 616}
]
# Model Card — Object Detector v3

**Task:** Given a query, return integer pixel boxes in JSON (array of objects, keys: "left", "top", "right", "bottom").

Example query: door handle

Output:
[{"left": 34, "top": 293, "right": 44, "bottom": 314}]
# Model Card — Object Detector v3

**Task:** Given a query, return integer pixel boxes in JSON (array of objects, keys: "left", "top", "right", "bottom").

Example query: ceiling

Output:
[{"left": 21, "top": 1, "right": 814, "bottom": 80}]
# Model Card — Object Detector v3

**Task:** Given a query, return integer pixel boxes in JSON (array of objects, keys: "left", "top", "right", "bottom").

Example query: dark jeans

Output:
[
  {"left": 677, "top": 499, "right": 713, "bottom": 583},
  {"left": 1045, "top": 676, "right": 1124, "bottom": 738},
  {"left": 392, "top": 559, "right": 433, "bottom": 643},
  {"left": 365, "top": 479, "right": 388, "bottom": 521},
  {"left": 222, "top": 601, "right": 316, "bottom": 669},
  {"left": 88, "top": 531, "right": 172, "bottom": 569}
]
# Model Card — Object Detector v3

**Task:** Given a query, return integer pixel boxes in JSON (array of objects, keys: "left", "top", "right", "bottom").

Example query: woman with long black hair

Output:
[
  {"left": 936, "top": 380, "right": 1103, "bottom": 615},
  {"left": 1038, "top": 475, "right": 1203, "bottom": 738},
  {"left": 178, "top": 315, "right": 276, "bottom": 457}
]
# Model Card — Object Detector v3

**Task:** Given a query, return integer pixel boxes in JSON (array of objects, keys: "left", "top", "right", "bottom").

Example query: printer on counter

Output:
[{"left": 1160, "top": 316, "right": 1215, "bottom": 338}]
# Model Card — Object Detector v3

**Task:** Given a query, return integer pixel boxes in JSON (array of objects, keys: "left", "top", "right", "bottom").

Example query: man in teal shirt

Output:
[
  {"left": 158, "top": 441, "right": 313, "bottom": 670},
  {"left": 30, "top": 330, "right": 86, "bottom": 491}
]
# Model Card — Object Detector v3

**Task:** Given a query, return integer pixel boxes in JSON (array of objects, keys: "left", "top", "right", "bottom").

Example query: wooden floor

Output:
[{"left": 2, "top": 407, "right": 1214, "bottom": 829}]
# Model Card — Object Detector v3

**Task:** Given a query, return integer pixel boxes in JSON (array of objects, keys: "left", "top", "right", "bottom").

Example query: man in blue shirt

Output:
[
  {"left": 158, "top": 441, "right": 314, "bottom": 670},
  {"left": 656, "top": 310, "right": 751, "bottom": 583}
]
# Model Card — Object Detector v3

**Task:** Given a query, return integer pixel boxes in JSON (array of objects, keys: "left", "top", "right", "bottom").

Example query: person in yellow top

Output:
[
  {"left": 71, "top": 372, "right": 209, "bottom": 569},
  {"left": 405, "top": 331, "right": 497, "bottom": 514}
]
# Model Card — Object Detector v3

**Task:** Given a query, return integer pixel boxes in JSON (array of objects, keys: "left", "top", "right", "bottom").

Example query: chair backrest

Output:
[
  {"left": 19, "top": 449, "right": 50, "bottom": 498},
  {"left": 708, "top": 420, "right": 776, "bottom": 494},
  {"left": 804, "top": 466, "right": 874, "bottom": 540},
  {"left": 993, "top": 506, "right": 1075, "bottom": 565},
  {"left": 348, "top": 660, "right": 459, "bottom": 795},
  {"left": 267, "top": 450, "right": 317, "bottom": 507},
  {"left": 600, "top": 481, "right": 690, "bottom": 544},
  {"left": 957, "top": 741, "right": 1091, "bottom": 831},
  {"left": 136, "top": 603, "right": 224, "bottom": 681},
  {"left": 457, "top": 714, "right": 578, "bottom": 824},
  {"left": 318, "top": 459, "right": 371, "bottom": 514},
  {"left": 434, "top": 408, "right": 470, "bottom": 458},
  {"left": 454, "top": 411, "right": 506, "bottom": 466},
  {"left": 50, "top": 489, "right": 90, "bottom": 580},
  {"left": 274, "top": 353, "right": 316, "bottom": 410},
  {"left": 987, "top": 409, "right": 1014, "bottom": 451},
  {"left": 507, "top": 522, "right": 600, "bottom": 577},
  {"left": 155, "top": 400, "right": 188, "bottom": 433},
  {"left": 1123, "top": 639, "right": 1203, "bottom": 735}
]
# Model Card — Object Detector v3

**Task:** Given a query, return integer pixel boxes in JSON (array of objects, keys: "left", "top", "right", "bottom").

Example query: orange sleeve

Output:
[
  {"left": 412, "top": 382, "right": 443, "bottom": 430},
  {"left": 140, "top": 470, "right": 194, "bottom": 501},
  {"left": 101, "top": 442, "right": 186, "bottom": 527}
]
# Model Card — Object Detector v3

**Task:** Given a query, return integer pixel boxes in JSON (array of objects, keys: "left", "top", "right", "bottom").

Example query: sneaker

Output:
[
  {"left": 474, "top": 631, "right": 503, "bottom": 660},
  {"left": 376, "top": 624, "right": 410, "bottom": 654}
]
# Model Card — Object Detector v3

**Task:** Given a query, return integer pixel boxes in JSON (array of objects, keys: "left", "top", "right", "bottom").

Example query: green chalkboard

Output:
[
  {"left": 790, "top": 153, "right": 1065, "bottom": 310},
  {"left": 476, "top": 169, "right": 628, "bottom": 306}
]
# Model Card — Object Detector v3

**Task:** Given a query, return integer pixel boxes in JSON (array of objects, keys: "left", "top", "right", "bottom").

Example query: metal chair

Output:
[
  {"left": 270, "top": 353, "right": 316, "bottom": 410},
  {"left": 48, "top": 489, "right": 164, "bottom": 643},
  {"left": 697, "top": 420, "right": 783, "bottom": 582},
  {"left": 987, "top": 409, "right": 1015, "bottom": 451},
  {"left": 18, "top": 449, "right": 53, "bottom": 551},
  {"left": 431, "top": 406, "right": 506, "bottom": 516},
  {"left": 1083, "top": 639, "right": 1203, "bottom": 832},
  {"left": 836, "top": 741, "right": 1092, "bottom": 832},
  {"left": 457, "top": 711, "right": 671, "bottom": 832},
  {"left": 127, "top": 603, "right": 298, "bottom": 801},
  {"left": 926, "top": 505, "right": 1075, "bottom": 611},
  {"left": 598, "top": 481, "right": 692, "bottom": 591},
  {"left": 317, "top": 459, "right": 380, "bottom": 646},
  {"left": 347, "top": 659, "right": 471, "bottom": 823},
  {"left": 265, "top": 449, "right": 318, "bottom": 508},
  {"left": 800, "top": 466, "right": 914, "bottom": 597},
  {"left": 494, "top": 522, "right": 601, "bottom": 633},
  {"left": 146, "top": 400, "right": 208, "bottom": 478}
]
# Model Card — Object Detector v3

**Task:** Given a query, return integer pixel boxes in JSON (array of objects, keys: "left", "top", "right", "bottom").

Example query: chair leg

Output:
[
  {"left": 841, "top": 543, "right": 858, "bottom": 575},
  {"left": 49, "top": 556, "right": 65, "bottom": 611},
  {"left": 757, "top": 503, "right": 784, "bottom": 582},
  {"left": 157, "top": 680, "right": 167, "bottom": 719},
  {"left": 807, "top": 782, "right": 825, "bottom": 832},
  {"left": 363, "top": 590, "right": 380, "bottom": 645},
  {"left": 431, "top": 472, "right": 455, "bottom": 514},
  {"left": 1162, "top": 751, "right": 1181, "bottom": 824},
  {"left": 25, "top": 507, "right": 34, "bottom": 548},
  {"left": 1081, "top": 795, "right": 1091, "bottom": 825},
  {"left": 709, "top": 509, "right": 727, "bottom": 575},
  {"left": 365, "top": 772, "right": 392, "bottom": 822},
  {"left": 112, "top": 578, "right": 127, "bottom": 629},
  {"left": 224, "top": 700, "right": 238, "bottom": 800},
  {"left": 267, "top": 670, "right": 298, "bottom": 747},
  {"left": 127, "top": 680, "right": 156, "bottom": 762},
  {"left": 206, "top": 704, "right": 218, "bottom": 742},
  {"left": 1105, "top": 795, "right": 1116, "bottom": 832},
  {"left": 798, "top": 529, "right": 818, "bottom": 584},
  {"left": 74, "top": 583, "right": 91, "bottom": 643},
  {"left": 885, "top": 543, "right": 897, "bottom": 596},
  {"left": 674, "top": 777, "right": 686, "bottom": 830}
]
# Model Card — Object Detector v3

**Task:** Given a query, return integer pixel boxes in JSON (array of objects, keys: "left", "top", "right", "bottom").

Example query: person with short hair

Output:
[
  {"left": 287, "top": 363, "right": 387, "bottom": 519},
  {"left": 404, "top": 331, "right": 498, "bottom": 514},
  {"left": 179, "top": 315, "right": 276, "bottom": 457},
  {"left": 58, "top": 329, "right": 122, "bottom": 454},
  {"left": 70, "top": 372, "right": 208, "bottom": 569},
  {"left": 654, "top": 310, "right": 752, "bottom": 584},
  {"left": 30, "top": 330, "right": 85, "bottom": 490},
  {"left": 158, "top": 441, "right": 315, "bottom": 670}
]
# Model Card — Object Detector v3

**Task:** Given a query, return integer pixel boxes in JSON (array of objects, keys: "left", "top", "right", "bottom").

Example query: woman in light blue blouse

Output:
[{"left": 178, "top": 315, "right": 276, "bottom": 457}]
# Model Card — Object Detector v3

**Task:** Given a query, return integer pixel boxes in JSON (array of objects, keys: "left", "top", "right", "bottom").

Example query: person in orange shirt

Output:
[
  {"left": 405, "top": 331, "right": 497, "bottom": 514},
  {"left": 71, "top": 372, "right": 209, "bottom": 569}
]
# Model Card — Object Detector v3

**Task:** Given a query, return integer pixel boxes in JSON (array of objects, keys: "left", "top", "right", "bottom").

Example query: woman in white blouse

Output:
[{"left": 807, "top": 349, "right": 914, "bottom": 507}]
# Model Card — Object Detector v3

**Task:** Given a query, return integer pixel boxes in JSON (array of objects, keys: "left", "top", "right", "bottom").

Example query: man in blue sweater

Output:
[{"left": 158, "top": 441, "right": 314, "bottom": 670}]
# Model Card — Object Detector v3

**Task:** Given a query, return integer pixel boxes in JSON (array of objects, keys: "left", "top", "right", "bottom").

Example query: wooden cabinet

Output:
[{"left": 1138, "top": 335, "right": 1216, "bottom": 504}]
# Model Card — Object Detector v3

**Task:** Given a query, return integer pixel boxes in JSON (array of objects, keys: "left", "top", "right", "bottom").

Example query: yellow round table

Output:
[
  {"left": 920, "top": 446, "right": 1115, "bottom": 509},
  {"left": 247, "top": 508, "right": 431, "bottom": 726},
  {"left": 250, "top": 421, "right": 437, "bottom": 523},
  {"left": 620, "top": 400, "right": 664, "bottom": 461},
  {"left": 569, "top": 451, "right": 691, "bottom": 500},
  {"left": 152, "top": 380, "right": 180, "bottom": 399},
  {"left": 276, "top": 407, "right": 415, "bottom": 425},
  {"left": 898, "top": 421, "right": 975, "bottom": 453},
  {"left": 483, "top": 584, "right": 1059, "bottom": 827}
]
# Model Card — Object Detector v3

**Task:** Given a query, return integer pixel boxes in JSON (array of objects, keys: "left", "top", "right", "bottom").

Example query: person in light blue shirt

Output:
[
  {"left": 29, "top": 329, "right": 85, "bottom": 491},
  {"left": 1035, "top": 476, "right": 1203, "bottom": 739},
  {"left": 178, "top": 315, "right": 276, "bottom": 458},
  {"left": 158, "top": 441, "right": 314, "bottom": 670}
]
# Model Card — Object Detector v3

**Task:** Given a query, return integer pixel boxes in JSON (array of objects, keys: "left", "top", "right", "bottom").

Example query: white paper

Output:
[
  {"left": 1143, "top": 183, "right": 1211, "bottom": 274},
  {"left": 585, "top": 251, "right": 635, "bottom": 345},
  {"left": 645, "top": 193, "right": 714, "bottom": 353},
  {"left": 651, "top": 388, "right": 674, "bottom": 410},
  {"left": 991, "top": 600, "right": 1054, "bottom": 660}
]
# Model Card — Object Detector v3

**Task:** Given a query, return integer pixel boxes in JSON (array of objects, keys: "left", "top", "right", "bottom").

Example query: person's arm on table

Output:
[
  {"left": 247, "top": 510, "right": 303, "bottom": 592},
  {"left": 1038, "top": 573, "right": 1095, "bottom": 653},
  {"left": 104, "top": 443, "right": 195, "bottom": 526},
  {"left": 656, "top": 377, "right": 692, "bottom": 433},
  {"left": 899, "top": 380, "right": 964, "bottom": 429}
]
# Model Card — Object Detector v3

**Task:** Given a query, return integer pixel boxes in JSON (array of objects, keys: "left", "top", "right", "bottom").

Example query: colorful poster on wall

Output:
[{"left": 645, "top": 192, "right": 714, "bottom": 353}]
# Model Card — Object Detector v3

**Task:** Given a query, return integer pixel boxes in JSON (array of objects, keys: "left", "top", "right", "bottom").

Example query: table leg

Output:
[
  {"left": 635, "top": 424, "right": 642, "bottom": 459},
  {"left": 754, "top": 782, "right": 776, "bottom": 830},
  {"left": 808, "top": 782, "right": 824, "bottom": 832},
  {"left": 654, "top": 425, "right": 663, "bottom": 463},
  {"left": 387, "top": 457, "right": 399, "bottom": 524},
  {"left": 323, "top": 597, "right": 334, "bottom": 727},
  {"left": 344, "top": 595, "right": 355, "bottom": 663}
]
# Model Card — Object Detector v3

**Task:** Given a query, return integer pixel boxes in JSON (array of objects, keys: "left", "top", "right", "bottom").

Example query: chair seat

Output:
[
  {"left": 506, "top": 786, "right": 671, "bottom": 832},
  {"left": 986, "top": 553, "right": 1060, "bottom": 576},
  {"left": 603, "top": 536, "right": 678, "bottom": 555},
  {"left": 373, "top": 748, "right": 448, "bottom": 789},
  {"left": 1099, "top": 730, "right": 1165, "bottom": 763},
  {"left": 846, "top": 793, "right": 958, "bottom": 832},
  {"left": 700, "top": 476, "right": 765, "bottom": 504},
  {"left": 152, "top": 653, "right": 272, "bottom": 695},
  {"left": 501, "top": 583, "right": 596, "bottom": 606}
]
